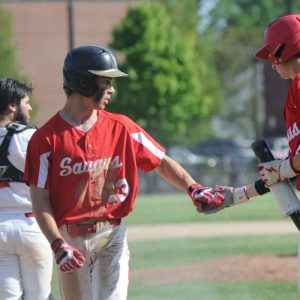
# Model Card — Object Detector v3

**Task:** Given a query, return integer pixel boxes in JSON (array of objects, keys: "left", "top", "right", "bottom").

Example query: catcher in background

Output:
[
  {"left": 0, "top": 79, "right": 53, "bottom": 299},
  {"left": 24, "top": 45, "right": 233, "bottom": 300}
]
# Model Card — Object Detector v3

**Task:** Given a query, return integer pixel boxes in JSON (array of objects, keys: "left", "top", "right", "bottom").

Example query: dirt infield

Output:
[
  {"left": 126, "top": 220, "right": 298, "bottom": 241},
  {"left": 127, "top": 221, "right": 299, "bottom": 283},
  {"left": 130, "top": 254, "right": 298, "bottom": 283}
]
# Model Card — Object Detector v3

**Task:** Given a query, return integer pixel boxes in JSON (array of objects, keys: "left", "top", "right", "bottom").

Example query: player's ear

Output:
[{"left": 7, "top": 102, "right": 17, "bottom": 114}]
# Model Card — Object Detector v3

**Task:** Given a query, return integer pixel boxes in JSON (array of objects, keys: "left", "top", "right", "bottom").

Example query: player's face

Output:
[
  {"left": 15, "top": 95, "right": 32, "bottom": 124},
  {"left": 272, "top": 57, "right": 298, "bottom": 80},
  {"left": 93, "top": 77, "right": 115, "bottom": 110}
]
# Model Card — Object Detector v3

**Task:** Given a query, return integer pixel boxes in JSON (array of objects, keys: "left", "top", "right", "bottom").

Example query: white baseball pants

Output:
[
  {"left": 0, "top": 214, "right": 53, "bottom": 300},
  {"left": 57, "top": 220, "right": 129, "bottom": 300}
]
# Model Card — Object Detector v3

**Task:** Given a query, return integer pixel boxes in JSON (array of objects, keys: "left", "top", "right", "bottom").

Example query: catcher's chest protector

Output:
[{"left": 0, "top": 123, "right": 35, "bottom": 182}]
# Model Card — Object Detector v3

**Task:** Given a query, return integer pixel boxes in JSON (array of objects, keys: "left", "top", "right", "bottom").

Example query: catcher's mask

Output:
[
  {"left": 255, "top": 14, "right": 300, "bottom": 64},
  {"left": 63, "top": 45, "right": 127, "bottom": 97}
]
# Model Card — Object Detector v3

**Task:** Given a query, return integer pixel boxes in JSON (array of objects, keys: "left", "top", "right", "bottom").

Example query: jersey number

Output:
[{"left": 108, "top": 179, "right": 130, "bottom": 203}]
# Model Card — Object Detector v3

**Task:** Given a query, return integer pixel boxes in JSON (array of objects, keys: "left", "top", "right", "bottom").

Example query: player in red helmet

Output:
[
  {"left": 205, "top": 16, "right": 300, "bottom": 207},
  {"left": 24, "top": 45, "right": 234, "bottom": 300},
  {"left": 256, "top": 14, "right": 300, "bottom": 65},
  {"left": 254, "top": 15, "right": 300, "bottom": 191},
  {"left": 255, "top": 13, "right": 300, "bottom": 291},
  {"left": 205, "top": 14, "right": 300, "bottom": 206},
  {"left": 202, "top": 14, "right": 300, "bottom": 290}
]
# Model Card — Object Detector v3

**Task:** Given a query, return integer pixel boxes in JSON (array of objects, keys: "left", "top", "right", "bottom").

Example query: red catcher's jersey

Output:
[
  {"left": 24, "top": 111, "right": 165, "bottom": 225},
  {"left": 284, "top": 73, "right": 300, "bottom": 190}
]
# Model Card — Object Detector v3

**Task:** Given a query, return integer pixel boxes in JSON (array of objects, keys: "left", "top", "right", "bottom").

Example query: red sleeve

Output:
[{"left": 123, "top": 117, "right": 166, "bottom": 172}]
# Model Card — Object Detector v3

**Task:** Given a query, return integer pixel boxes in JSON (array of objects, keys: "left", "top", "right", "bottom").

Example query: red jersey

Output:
[
  {"left": 24, "top": 111, "right": 165, "bottom": 225},
  {"left": 284, "top": 73, "right": 300, "bottom": 189}
]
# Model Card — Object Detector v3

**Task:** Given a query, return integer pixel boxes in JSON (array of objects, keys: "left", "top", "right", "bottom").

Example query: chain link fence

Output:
[{"left": 138, "top": 157, "right": 258, "bottom": 194}]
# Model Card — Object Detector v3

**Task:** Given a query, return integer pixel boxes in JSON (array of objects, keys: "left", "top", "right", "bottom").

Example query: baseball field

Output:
[{"left": 51, "top": 192, "right": 300, "bottom": 299}]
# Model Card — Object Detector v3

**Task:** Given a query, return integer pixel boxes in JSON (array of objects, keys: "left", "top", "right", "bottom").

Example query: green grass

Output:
[
  {"left": 129, "top": 234, "right": 298, "bottom": 269},
  {"left": 129, "top": 282, "right": 299, "bottom": 300},
  {"left": 126, "top": 192, "right": 286, "bottom": 224},
  {"left": 127, "top": 234, "right": 299, "bottom": 300}
]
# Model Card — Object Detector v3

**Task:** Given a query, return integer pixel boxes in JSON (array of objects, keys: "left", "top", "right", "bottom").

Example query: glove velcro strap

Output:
[
  {"left": 187, "top": 183, "right": 203, "bottom": 196},
  {"left": 51, "top": 238, "right": 65, "bottom": 252},
  {"left": 280, "top": 159, "right": 299, "bottom": 180}
]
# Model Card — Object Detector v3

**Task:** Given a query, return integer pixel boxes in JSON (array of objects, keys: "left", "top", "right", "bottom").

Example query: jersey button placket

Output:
[{"left": 86, "top": 135, "right": 92, "bottom": 151}]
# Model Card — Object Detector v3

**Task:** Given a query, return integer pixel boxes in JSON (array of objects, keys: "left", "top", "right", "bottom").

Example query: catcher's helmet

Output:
[
  {"left": 255, "top": 14, "right": 300, "bottom": 64},
  {"left": 63, "top": 45, "right": 127, "bottom": 97}
]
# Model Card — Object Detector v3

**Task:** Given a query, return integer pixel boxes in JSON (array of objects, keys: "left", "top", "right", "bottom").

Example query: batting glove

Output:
[
  {"left": 202, "top": 185, "right": 250, "bottom": 214},
  {"left": 258, "top": 158, "right": 299, "bottom": 187},
  {"left": 51, "top": 238, "right": 85, "bottom": 273},
  {"left": 187, "top": 183, "right": 225, "bottom": 212}
]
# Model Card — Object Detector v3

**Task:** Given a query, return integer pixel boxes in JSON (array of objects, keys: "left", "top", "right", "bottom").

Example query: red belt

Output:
[
  {"left": 25, "top": 212, "right": 34, "bottom": 218},
  {"left": 66, "top": 219, "right": 120, "bottom": 236}
]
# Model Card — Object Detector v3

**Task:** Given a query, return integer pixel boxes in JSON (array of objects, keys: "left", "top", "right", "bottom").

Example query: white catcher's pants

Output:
[
  {"left": 57, "top": 220, "right": 129, "bottom": 300},
  {"left": 0, "top": 214, "right": 53, "bottom": 300}
]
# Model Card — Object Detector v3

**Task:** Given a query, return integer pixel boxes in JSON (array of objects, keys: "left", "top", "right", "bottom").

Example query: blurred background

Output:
[{"left": 0, "top": 0, "right": 298, "bottom": 191}]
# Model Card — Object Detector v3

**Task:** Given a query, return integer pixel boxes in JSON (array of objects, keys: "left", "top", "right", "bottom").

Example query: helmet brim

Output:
[
  {"left": 255, "top": 46, "right": 269, "bottom": 60},
  {"left": 89, "top": 69, "right": 128, "bottom": 77}
]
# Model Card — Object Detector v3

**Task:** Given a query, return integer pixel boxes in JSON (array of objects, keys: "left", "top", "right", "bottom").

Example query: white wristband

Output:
[
  {"left": 233, "top": 186, "right": 250, "bottom": 205},
  {"left": 279, "top": 159, "right": 298, "bottom": 180}
]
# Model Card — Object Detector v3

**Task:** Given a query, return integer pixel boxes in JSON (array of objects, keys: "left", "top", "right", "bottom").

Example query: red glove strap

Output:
[
  {"left": 51, "top": 238, "right": 65, "bottom": 252},
  {"left": 187, "top": 183, "right": 203, "bottom": 196}
]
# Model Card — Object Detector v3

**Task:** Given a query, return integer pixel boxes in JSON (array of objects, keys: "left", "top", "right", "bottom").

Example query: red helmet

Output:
[{"left": 255, "top": 14, "right": 300, "bottom": 64}]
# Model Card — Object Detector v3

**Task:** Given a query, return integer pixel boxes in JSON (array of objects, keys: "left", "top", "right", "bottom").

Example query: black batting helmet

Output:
[{"left": 63, "top": 45, "right": 127, "bottom": 97}]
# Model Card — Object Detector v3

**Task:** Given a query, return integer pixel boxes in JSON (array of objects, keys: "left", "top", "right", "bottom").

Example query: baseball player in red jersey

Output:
[
  {"left": 202, "top": 16, "right": 300, "bottom": 200},
  {"left": 203, "top": 15, "right": 300, "bottom": 207},
  {"left": 201, "top": 14, "right": 300, "bottom": 289},
  {"left": 24, "top": 45, "right": 233, "bottom": 300},
  {"left": 0, "top": 79, "right": 53, "bottom": 299},
  {"left": 254, "top": 14, "right": 300, "bottom": 290},
  {"left": 254, "top": 14, "right": 300, "bottom": 191}
]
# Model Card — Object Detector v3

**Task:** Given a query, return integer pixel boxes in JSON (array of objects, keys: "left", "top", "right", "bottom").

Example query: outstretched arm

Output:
[
  {"left": 201, "top": 179, "right": 270, "bottom": 214},
  {"left": 154, "top": 154, "right": 226, "bottom": 212},
  {"left": 154, "top": 154, "right": 195, "bottom": 192}
]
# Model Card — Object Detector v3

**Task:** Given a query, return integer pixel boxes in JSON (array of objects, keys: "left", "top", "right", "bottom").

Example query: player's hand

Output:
[
  {"left": 201, "top": 185, "right": 250, "bottom": 214},
  {"left": 258, "top": 158, "right": 298, "bottom": 187},
  {"left": 51, "top": 238, "right": 85, "bottom": 272},
  {"left": 187, "top": 183, "right": 225, "bottom": 212}
]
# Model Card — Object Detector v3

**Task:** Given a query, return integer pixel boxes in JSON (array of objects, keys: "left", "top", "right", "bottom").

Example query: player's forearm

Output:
[
  {"left": 30, "top": 185, "right": 63, "bottom": 244},
  {"left": 34, "top": 210, "right": 63, "bottom": 244},
  {"left": 244, "top": 183, "right": 259, "bottom": 198},
  {"left": 237, "top": 180, "right": 269, "bottom": 201},
  {"left": 155, "top": 155, "right": 195, "bottom": 192},
  {"left": 291, "top": 154, "right": 300, "bottom": 172}
]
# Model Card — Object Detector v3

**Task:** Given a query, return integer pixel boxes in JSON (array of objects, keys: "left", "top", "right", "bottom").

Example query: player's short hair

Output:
[{"left": 0, "top": 78, "right": 32, "bottom": 114}]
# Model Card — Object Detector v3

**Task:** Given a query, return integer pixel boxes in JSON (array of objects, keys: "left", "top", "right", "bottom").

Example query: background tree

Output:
[
  {"left": 202, "top": 0, "right": 300, "bottom": 138},
  {"left": 0, "top": 5, "right": 18, "bottom": 77},
  {"left": 0, "top": 3, "right": 37, "bottom": 120},
  {"left": 152, "top": 0, "right": 199, "bottom": 32},
  {"left": 109, "top": 2, "right": 222, "bottom": 145}
]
